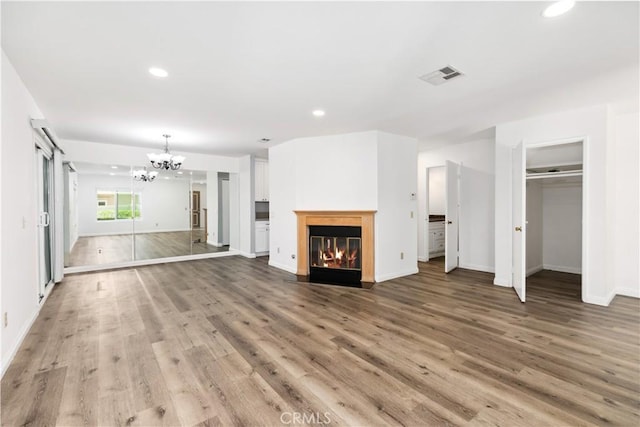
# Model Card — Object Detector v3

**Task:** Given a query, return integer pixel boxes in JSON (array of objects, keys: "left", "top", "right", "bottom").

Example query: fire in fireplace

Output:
[{"left": 309, "top": 225, "right": 362, "bottom": 286}]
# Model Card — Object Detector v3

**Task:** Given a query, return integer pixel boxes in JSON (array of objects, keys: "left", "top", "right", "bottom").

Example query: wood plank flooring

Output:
[
  {"left": 2, "top": 257, "right": 639, "bottom": 426},
  {"left": 68, "top": 230, "right": 228, "bottom": 267}
]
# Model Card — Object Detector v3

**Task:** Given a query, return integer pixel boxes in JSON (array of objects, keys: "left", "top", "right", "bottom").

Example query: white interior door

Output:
[
  {"left": 512, "top": 142, "right": 526, "bottom": 302},
  {"left": 445, "top": 160, "right": 459, "bottom": 273}
]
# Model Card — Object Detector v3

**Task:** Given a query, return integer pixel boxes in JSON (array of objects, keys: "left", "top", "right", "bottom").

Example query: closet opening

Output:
[{"left": 512, "top": 139, "right": 584, "bottom": 302}]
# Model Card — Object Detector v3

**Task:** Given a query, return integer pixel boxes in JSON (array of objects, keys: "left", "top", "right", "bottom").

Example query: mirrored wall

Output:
[{"left": 63, "top": 161, "right": 231, "bottom": 270}]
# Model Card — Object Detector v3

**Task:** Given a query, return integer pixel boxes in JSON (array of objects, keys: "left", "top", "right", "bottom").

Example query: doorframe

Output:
[{"left": 515, "top": 135, "right": 588, "bottom": 301}]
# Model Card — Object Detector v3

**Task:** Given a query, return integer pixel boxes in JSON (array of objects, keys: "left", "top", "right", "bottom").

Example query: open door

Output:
[
  {"left": 445, "top": 160, "right": 459, "bottom": 273},
  {"left": 512, "top": 142, "right": 526, "bottom": 302}
]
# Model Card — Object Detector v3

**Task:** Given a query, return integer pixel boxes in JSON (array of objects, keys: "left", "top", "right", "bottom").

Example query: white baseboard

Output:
[
  {"left": 542, "top": 264, "right": 581, "bottom": 275},
  {"left": 375, "top": 267, "right": 420, "bottom": 283},
  {"left": 493, "top": 275, "right": 511, "bottom": 287},
  {"left": 418, "top": 256, "right": 428, "bottom": 262},
  {"left": 583, "top": 289, "right": 616, "bottom": 306},
  {"left": 460, "top": 263, "right": 495, "bottom": 274},
  {"left": 238, "top": 251, "right": 256, "bottom": 259},
  {"left": 1, "top": 306, "right": 39, "bottom": 378},
  {"left": 268, "top": 260, "right": 297, "bottom": 274},
  {"left": 526, "top": 264, "right": 543, "bottom": 277},
  {"left": 255, "top": 251, "right": 269, "bottom": 257},
  {"left": 80, "top": 228, "right": 191, "bottom": 237},
  {"left": 616, "top": 286, "right": 640, "bottom": 298},
  {"left": 64, "top": 250, "right": 238, "bottom": 274}
]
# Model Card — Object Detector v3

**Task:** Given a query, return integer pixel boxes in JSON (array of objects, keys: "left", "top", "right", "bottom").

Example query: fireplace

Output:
[
  {"left": 295, "top": 210, "right": 375, "bottom": 288},
  {"left": 309, "top": 225, "right": 362, "bottom": 286}
]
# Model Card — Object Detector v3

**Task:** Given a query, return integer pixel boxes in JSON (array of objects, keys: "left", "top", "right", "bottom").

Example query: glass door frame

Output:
[{"left": 35, "top": 145, "right": 55, "bottom": 301}]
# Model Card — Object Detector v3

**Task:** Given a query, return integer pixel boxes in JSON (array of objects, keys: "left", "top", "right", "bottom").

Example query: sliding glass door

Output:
[{"left": 36, "top": 147, "right": 54, "bottom": 300}]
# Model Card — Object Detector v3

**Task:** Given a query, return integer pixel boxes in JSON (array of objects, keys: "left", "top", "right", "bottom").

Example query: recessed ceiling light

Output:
[
  {"left": 149, "top": 67, "right": 169, "bottom": 78},
  {"left": 312, "top": 110, "right": 325, "bottom": 117},
  {"left": 177, "top": 171, "right": 183, "bottom": 175},
  {"left": 258, "top": 138, "right": 271, "bottom": 143},
  {"left": 542, "top": 0, "right": 575, "bottom": 18},
  {"left": 164, "top": 177, "right": 170, "bottom": 180},
  {"left": 111, "top": 165, "right": 118, "bottom": 169},
  {"left": 109, "top": 172, "right": 115, "bottom": 176}
]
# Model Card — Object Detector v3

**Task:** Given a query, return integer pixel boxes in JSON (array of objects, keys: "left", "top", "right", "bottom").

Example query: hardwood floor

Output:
[
  {"left": 68, "top": 230, "right": 228, "bottom": 267},
  {"left": 2, "top": 257, "right": 639, "bottom": 426}
]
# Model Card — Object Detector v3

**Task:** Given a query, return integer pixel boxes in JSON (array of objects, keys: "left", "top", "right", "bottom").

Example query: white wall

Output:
[
  {"left": 77, "top": 174, "right": 190, "bottom": 236},
  {"left": 525, "top": 180, "right": 543, "bottom": 275},
  {"left": 495, "top": 105, "right": 612, "bottom": 305},
  {"left": 238, "top": 156, "right": 254, "bottom": 256},
  {"left": 428, "top": 167, "right": 445, "bottom": 215},
  {"left": 375, "top": 132, "right": 418, "bottom": 281},
  {"left": 542, "top": 181, "right": 582, "bottom": 274},
  {"left": 268, "top": 142, "right": 299, "bottom": 273},
  {"left": 269, "top": 130, "right": 418, "bottom": 282},
  {"left": 1, "top": 51, "right": 44, "bottom": 374},
  {"left": 294, "top": 132, "right": 379, "bottom": 210},
  {"left": 612, "top": 112, "right": 640, "bottom": 297},
  {"left": 417, "top": 139, "right": 495, "bottom": 272}
]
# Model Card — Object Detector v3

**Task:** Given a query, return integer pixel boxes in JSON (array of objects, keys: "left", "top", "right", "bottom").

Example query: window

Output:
[{"left": 97, "top": 190, "right": 141, "bottom": 221}]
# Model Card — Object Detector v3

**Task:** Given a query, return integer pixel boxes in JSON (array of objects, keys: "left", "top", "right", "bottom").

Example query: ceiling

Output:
[
  {"left": 73, "top": 161, "right": 208, "bottom": 182},
  {"left": 2, "top": 1, "right": 638, "bottom": 156}
]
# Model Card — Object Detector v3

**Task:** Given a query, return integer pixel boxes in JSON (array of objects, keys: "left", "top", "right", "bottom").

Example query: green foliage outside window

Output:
[{"left": 97, "top": 191, "right": 141, "bottom": 221}]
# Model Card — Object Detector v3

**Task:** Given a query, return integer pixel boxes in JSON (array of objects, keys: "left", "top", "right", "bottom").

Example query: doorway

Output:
[
  {"left": 191, "top": 190, "right": 201, "bottom": 228},
  {"left": 425, "top": 160, "right": 459, "bottom": 273},
  {"left": 512, "top": 139, "right": 584, "bottom": 302}
]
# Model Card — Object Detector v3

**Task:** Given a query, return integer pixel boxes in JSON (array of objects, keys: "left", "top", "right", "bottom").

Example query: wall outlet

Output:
[
  {"left": 400, "top": 252, "right": 404, "bottom": 260},
  {"left": 291, "top": 254, "right": 296, "bottom": 259},
  {"left": 277, "top": 247, "right": 280, "bottom": 253},
  {"left": 98, "top": 248, "right": 103, "bottom": 254},
  {"left": 4, "top": 312, "right": 7, "bottom": 328},
  {"left": 410, "top": 211, "right": 414, "bottom": 219}
]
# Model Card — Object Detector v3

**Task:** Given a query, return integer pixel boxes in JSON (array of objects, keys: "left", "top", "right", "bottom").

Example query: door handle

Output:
[
  {"left": 447, "top": 220, "right": 453, "bottom": 224},
  {"left": 515, "top": 226, "right": 522, "bottom": 232},
  {"left": 39, "top": 212, "right": 50, "bottom": 227}
]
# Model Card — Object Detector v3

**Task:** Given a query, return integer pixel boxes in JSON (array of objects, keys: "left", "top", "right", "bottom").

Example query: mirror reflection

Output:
[{"left": 64, "top": 162, "right": 228, "bottom": 268}]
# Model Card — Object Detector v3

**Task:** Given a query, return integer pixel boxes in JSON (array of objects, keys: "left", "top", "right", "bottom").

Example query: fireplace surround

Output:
[{"left": 295, "top": 210, "right": 375, "bottom": 288}]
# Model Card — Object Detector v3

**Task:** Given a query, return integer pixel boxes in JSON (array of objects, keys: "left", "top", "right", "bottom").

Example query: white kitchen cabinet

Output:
[
  {"left": 255, "top": 159, "right": 269, "bottom": 201},
  {"left": 429, "top": 221, "right": 445, "bottom": 257},
  {"left": 255, "top": 221, "right": 270, "bottom": 254}
]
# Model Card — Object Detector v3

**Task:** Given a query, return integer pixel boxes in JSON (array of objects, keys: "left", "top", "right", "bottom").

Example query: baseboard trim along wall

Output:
[
  {"left": 526, "top": 265, "right": 544, "bottom": 277},
  {"left": 64, "top": 250, "right": 238, "bottom": 274},
  {"left": 79, "top": 228, "right": 192, "bottom": 237},
  {"left": 1, "top": 282, "right": 56, "bottom": 379},
  {"left": 268, "top": 260, "right": 297, "bottom": 275},
  {"left": 375, "top": 268, "right": 420, "bottom": 283},
  {"left": 583, "top": 289, "right": 616, "bottom": 307},
  {"left": 460, "top": 263, "right": 495, "bottom": 274},
  {"left": 493, "top": 276, "right": 511, "bottom": 287},
  {"left": 616, "top": 286, "right": 640, "bottom": 298},
  {"left": 542, "top": 264, "right": 582, "bottom": 275}
]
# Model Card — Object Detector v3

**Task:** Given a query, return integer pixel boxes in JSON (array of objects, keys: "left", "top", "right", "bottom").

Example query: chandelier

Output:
[
  {"left": 147, "top": 134, "right": 185, "bottom": 170},
  {"left": 133, "top": 167, "right": 158, "bottom": 182}
]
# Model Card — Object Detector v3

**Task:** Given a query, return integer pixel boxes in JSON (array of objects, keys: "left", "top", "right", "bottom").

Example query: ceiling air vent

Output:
[{"left": 419, "top": 65, "right": 464, "bottom": 86}]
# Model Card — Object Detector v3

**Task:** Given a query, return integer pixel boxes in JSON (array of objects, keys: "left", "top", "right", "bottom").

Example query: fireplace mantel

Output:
[{"left": 295, "top": 210, "right": 376, "bottom": 287}]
